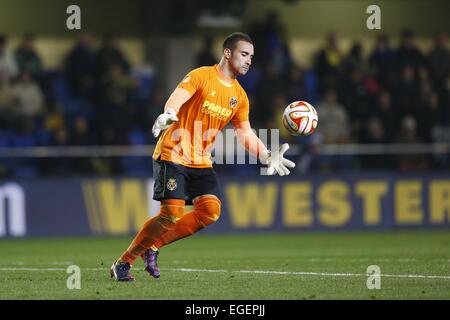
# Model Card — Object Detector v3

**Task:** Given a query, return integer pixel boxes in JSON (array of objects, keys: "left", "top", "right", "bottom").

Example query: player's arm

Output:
[
  {"left": 233, "top": 120, "right": 267, "bottom": 158},
  {"left": 152, "top": 87, "right": 191, "bottom": 138},
  {"left": 164, "top": 87, "right": 191, "bottom": 114},
  {"left": 233, "top": 120, "right": 295, "bottom": 176},
  {"left": 152, "top": 68, "right": 203, "bottom": 138}
]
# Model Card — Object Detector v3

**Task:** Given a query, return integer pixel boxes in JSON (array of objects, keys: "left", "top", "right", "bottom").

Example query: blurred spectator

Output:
[
  {"left": 69, "top": 115, "right": 95, "bottom": 146},
  {"left": 285, "top": 64, "right": 306, "bottom": 103},
  {"left": 12, "top": 71, "right": 44, "bottom": 117},
  {"left": 96, "top": 33, "right": 130, "bottom": 80},
  {"left": 396, "top": 65, "right": 420, "bottom": 116},
  {"left": 270, "top": 33, "right": 293, "bottom": 78},
  {"left": 296, "top": 133, "right": 323, "bottom": 174},
  {"left": 395, "top": 115, "right": 429, "bottom": 171},
  {"left": 65, "top": 33, "right": 97, "bottom": 99},
  {"left": 43, "top": 125, "right": 73, "bottom": 176},
  {"left": 97, "top": 64, "right": 137, "bottom": 144},
  {"left": 314, "top": 32, "right": 343, "bottom": 94},
  {"left": 50, "top": 125, "right": 69, "bottom": 147},
  {"left": 369, "top": 34, "right": 396, "bottom": 89},
  {"left": 342, "top": 67, "right": 375, "bottom": 141},
  {"left": 371, "top": 91, "right": 397, "bottom": 141},
  {"left": 417, "top": 66, "right": 434, "bottom": 104},
  {"left": 249, "top": 11, "right": 293, "bottom": 77},
  {"left": 196, "top": 36, "right": 217, "bottom": 67},
  {"left": 0, "top": 79, "right": 17, "bottom": 124},
  {"left": 428, "top": 32, "right": 450, "bottom": 89},
  {"left": 344, "top": 42, "right": 365, "bottom": 73},
  {"left": 361, "top": 117, "right": 387, "bottom": 144},
  {"left": 315, "top": 88, "right": 350, "bottom": 144},
  {"left": 395, "top": 29, "right": 425, "bottom": 72},
  {"left": 418, "top": 92, "right": 442, "bottom": 142},
  {"left": 0, "top": 35, "right": 18, "bottom": 83},
  {"left": 69, "top": 115, "right": 96, "bottom": 174},
  {"left": 14, "top": 33, "right": 43, "bottom": 79},
  {"left": 253, "top": 62, "right": 282, "bottom": 128},
  {"left": 359, "top": 117, "right": 393, "bottom": 170}
]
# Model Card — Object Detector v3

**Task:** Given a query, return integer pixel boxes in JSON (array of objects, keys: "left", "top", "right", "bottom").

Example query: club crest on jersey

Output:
[
  {"left": 166, "top": 178, "right": 177, "bottom": 191},
  {"left": 229, "top": 97, "right": 238, "bottom": 108}
]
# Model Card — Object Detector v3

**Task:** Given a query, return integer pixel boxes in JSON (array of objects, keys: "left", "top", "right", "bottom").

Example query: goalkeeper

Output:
[{"left": 111, "top": 32, "right": 295, "bottom": 281}]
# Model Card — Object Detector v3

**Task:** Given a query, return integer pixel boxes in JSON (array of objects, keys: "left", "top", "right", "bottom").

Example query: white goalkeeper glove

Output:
[
  {"left": 152, "top": 108, "right": 179, "bottom": 138},
  {"left": 260, "top": 143, "right": 296, "bottom": 176}
]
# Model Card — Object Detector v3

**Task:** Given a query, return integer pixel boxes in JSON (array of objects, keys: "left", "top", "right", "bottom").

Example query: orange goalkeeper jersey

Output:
[{"left": 153, "top": 65, "right": 250, "bottom": 168}]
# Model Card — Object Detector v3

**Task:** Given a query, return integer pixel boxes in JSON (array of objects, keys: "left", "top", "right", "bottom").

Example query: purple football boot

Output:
[
  {"left": 110, "top": 260, "right": 135, "bottom": 281},
  {"left": 143, "top": 249, "right": 160, "bottom": 278}
]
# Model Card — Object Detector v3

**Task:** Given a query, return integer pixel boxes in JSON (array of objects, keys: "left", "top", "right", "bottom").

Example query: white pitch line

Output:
[
  {"left": 0, "top": 267, "right": 67, "bottom": 271},
  {"left": 173, "top": 268, "right": 229, "bottom": 273},
  {"left": 0, "top": 267, "right": 105, "bottom": 271},
  {"left": 236, "top": 269, "right": 362, "bottom": 277},
  {"left": 164, "top": 268, "right": 450, "bottom": 280},
  {"left": 382, "top": 274, "right": 450, "bottom": 279},
  {"left": 1, "top": 267, "right": 450, "bottom": 280}
]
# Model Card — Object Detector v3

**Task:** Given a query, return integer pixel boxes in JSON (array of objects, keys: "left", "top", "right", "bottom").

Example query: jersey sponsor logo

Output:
[
  {"left": 167, "top": 178, "right": 177, "bottom": 191},
  {"left": 230, "top": 97, "right": 238, "bottom": 108},
  {"left": 201, "top": 100, "right": 233, "bottom": 120}
]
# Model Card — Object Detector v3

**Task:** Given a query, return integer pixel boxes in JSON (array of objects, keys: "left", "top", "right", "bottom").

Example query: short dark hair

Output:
[{"left": 223, "top": 32, "right": 253, "bottom": 51}]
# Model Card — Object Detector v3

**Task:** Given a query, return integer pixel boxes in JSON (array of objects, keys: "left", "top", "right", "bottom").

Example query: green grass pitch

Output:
[{"left": 1, "top": 230, "right": 449, "bottom": 299}]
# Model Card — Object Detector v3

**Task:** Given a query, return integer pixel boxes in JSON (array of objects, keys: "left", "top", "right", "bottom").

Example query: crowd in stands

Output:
[
  {"left": 233, "top": 14, "right": 450, "bottom": 173},
  {"left": 0, "top": 21, "right": 449, "bottom": 177},
  {"left": 0, "top": 32, "right": 155, "bottom": 177}
]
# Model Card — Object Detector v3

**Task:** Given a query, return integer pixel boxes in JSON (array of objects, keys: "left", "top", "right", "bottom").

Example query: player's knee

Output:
[
  {"left": 159, "top": 200, "right": 185, "bottom": 225},
  {"left": 193, "top": 195, "right": 221, "bottom": 226}
]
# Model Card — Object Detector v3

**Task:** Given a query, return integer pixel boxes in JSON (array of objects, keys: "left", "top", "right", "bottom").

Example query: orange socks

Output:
[
  {"left": 119, "top": 196, "right": 221, "bottom": 265},
  {"left": 119, "top": 199, "right": 185, "bottom": 265},
  {"left": 151, "top": 210, "right": 202, "bottom": 249},
  {"left": 152, "top": 195, "right": 221, "bottom": 249}
]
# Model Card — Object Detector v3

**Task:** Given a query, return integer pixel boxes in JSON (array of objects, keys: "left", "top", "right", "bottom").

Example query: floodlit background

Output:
[
  {"left": 0, "top": 0, "right": 449, "bottom": 235},
  {"left": 0, "top": 0, "right": 449, "bottom": 300}
]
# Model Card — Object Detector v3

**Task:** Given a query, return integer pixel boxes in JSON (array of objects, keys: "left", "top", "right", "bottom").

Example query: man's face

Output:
[{"left": 227, "top": 40, "right": 254, "bottom": 76}]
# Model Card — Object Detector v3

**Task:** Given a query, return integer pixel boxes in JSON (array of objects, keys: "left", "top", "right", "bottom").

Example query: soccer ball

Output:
[{"left": 282, "top": 101, "right": 318, "bottom": 136}]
